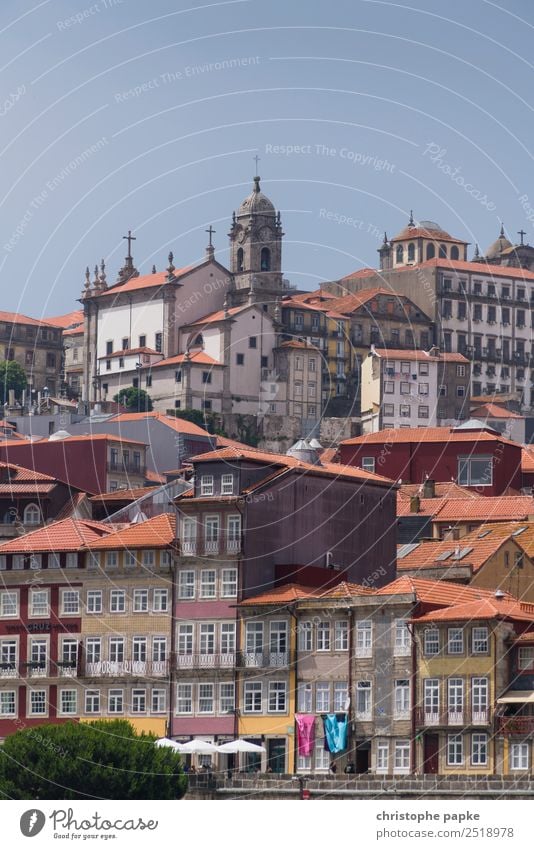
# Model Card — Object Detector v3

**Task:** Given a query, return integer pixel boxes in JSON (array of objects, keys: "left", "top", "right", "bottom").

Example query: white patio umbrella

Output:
[
  {"left": 155, "top": 738, "right": 184, "bottom": 752},
  {"left": 217, "top": 740, "right": 266, "bottom": 753},
  {"left": 180, "top": 739, "right": 219, "bottom": 754}
]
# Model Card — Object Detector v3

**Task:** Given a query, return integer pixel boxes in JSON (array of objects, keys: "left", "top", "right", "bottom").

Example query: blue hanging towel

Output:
[{"left": 322, "top": 713, "right": 348, "bottom": 753}]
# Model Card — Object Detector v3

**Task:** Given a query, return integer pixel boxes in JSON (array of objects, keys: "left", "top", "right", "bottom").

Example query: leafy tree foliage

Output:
[
  {"left": 113, "top": 386, "right": 153, "bottom": 412},
  {"left": 0, "top": 360, "right": 27, "bottom": 404},
  {"left": 0, "top": 720, "right": 187, "bottom": 800}
]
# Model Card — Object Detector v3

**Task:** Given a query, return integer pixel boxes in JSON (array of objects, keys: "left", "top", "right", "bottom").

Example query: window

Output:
[
  {"left": 30, "top": 590, "right": 49, "bottom": 617},
  {"left": 518, "top": 646, "right": 534, "bottom": 670},
  {"left": 205, "top": 515, "right": 220, "bottom": 552},
  {"left": 268, "top": 681, "right": 287, "bottom": 713},
  {"left": 109, "top": 637, "right": 124, "bottom": 664},
  {"left": 12, "top": 554, "right": 25, "bottom": 570},
  {"left": 153, "top": 589, "right": 168, "bottom": 612},
  {"left": 132, "top": 689, "right": 146, "bottom": 713},
  {"left": 199, "top": 683, "right": 215, "bottom": 713},
  {"left": 178, "top": 624, "right": 193, "bottom": 656},
  {"left": 200, "top": 624, "right": 215, "bottom": 656},
  {"left": 219, "top": 682, "right": 235, "bottom": 714},
  {"left": 87, "top": 590, "right": 102, "bottom": 614},
  {"left": 177, "top": 683, "right": 193, "bottom": 714},
  {"left": 418, "top": 405, "right": 429, "bottom": 419},
  {"left": 510, "top": 743, "right": 529, "bottom": 770},
  {"left": 142, "top": 550, "right": 155, "bottom": 568},
  {"left": 334, "top": 620, "right": 349, "bottom": 651},
  {"left": 61, "top": 590, "right": 80, "bottom": 615},
  {"left": 200, "top": 570, "right": 216, "bottom": 599},
  {"left": 0, "top": 639, "right": 16, "bottom": 671},
  {"left": 133, "top": 589, "right": 149, "bottom": 613},
  {"left": 447, "top": 627, "right": 464, "bottom": 654},
  {"left": 65, "top": 553, "right": 78, "bottom": 569},
  {"left": 394, "top": 680, "right": 410, "bottom": 718},
  {"left": 245, "top": 622, "right": 263, "bottom": 655},
  {"left": 424, "top": 628, "right": 440, "bottom": 656},
  {"left": 298, "top": 622, "right": 312, "bottom": 652},
  {"left": 221, "top": 568, "right": 238, "bottom": 598},
  {"left": 175, "top": 369, "right": 182, "bottom": 383},
  {"left": 202, "top": 371, "right": 212, "bottom": 385},
  {"left": 356, "top": 621, "right": 372, "bottom": 657},
  {"left": 334, "top": 681, "right": 348, "bottom": 712},
  {"left": 249, "top": 336, "right": 257, "bottom": 349},
  {"left": 58, "top": 689, "right": 76, "bottom": 715},
  {"left": 447, "top": 734, "right": 464, "bottom": 766},
  {"left": 400, "top": 381, "right": 410, "bottom": 395},
  {"left": 110, "top": 590, "right": 126, "bottom": 613},
  {"left": 220, "top": 622, "right": 236, "bottom": 656},
  {"left": 458, "top": 456, "right": 492, "bottom": 487},
  {"left": 419, "top": 362, "right": 429, "bottom": 376},
  {"left": 61, "top": 639, "right": 78, "bottom": 670},
  {"left": 418, "top": 383, "right": 429, "bottom": 396},
  {"left": 472, "top": 627, "right": 488, "bottom": 654},
  {"left": 384, "top": 380, "right": 394, "bottom": 394},
  {"left": 472, "top": 678, "right": 488, "bottom": 719},
  {"left": 400, "top": 404, "right": 411, "bottom": 418},
  {"left": 448, "top": 678, "right": 464, "bottom": 718},
  {"left": 315, "top": 743, "right": 331, "bottom": 771},
  {"left": 456, "top": 385, "right": 465, "bottom": 398},
  {"left": 236, "top": 353, "right": 244, "bottom": 366},
  {"left": 0, "top": 688, "right": 15, "bottom": 716},
  {"left": 383, "top": 403, "right": 394, "bottom": 417},
  {"left": 23, "top": 503, "right": 41, "bottom": 525},
  {"left": 86, "top": 638, "right": 101, "bottom": 665},
  {"left": 394, "top": 619, "right": 410, "bottom": 655},
  {"left": 297, "top": 683, "right": 312, "bottom": 712},
  {"left": 316, "top": 682, "right": 330, "bottom": 713},
  {"left": 394, "top": 741, "right": 410, "bottom": 773},
  {"left": 132, "top": 637, "right": 147, "bottom": 663},
  {"left": 178, "top": 570, "right": 195, "bottom": 599},
  {"left": 200, "top": 475, "right": 214, "bottom": 496},
  {"left": 356, "top": 681, "right": 371, "bottom": 718},
  {"left": 152, "top": 636, "right": 167, "bottom": 663},
  {"left": 105, "top": 551, "right": 118, "bottom": 569},
  {"left": 152, "top": 689, "right": 166, "bottom": 713},
  {"left": 317, "top": 622, "right": 330, "bottom": 651},
  {"left": 244, "top": 681, "right": 262, "bottom": 713},
  {"left": 221, "top": 474, "right": 234, "bottom": 495},
  {"left": 376, "top": 741, "right": 389, "bottom": 773},
  {"left": 29, "top": 689, "right": 47, "bottom": 715},
  {"left": 260, "top": 247, "right": 270, "bottom": 271},
  {"left": 361, "top": 457, "right": 375, "bottom": 473},
  {"left": 108, "top": 689, "right": 124, "bottom": 714},
  {"left": 0, "top": 591, "right": 17, "bottom": 618}
]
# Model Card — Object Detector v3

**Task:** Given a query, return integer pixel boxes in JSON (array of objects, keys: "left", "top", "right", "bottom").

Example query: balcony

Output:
[
  {"left": 416, "top": 708, "right": 490, "bottom": 727},
  {"left": 236, "top": 651, "right": 292, "bottom": 669},
  {"left": 107, "top": 462, "right": 147, "bottom": 476},
  {"left": 180, "top": 533, "right": 241, "bottom": 557},
  {"left": 0, "top": 663, "right": 18, "bottom": 679},
  {"left": 496, "top": 715, "right": 534, "bottom": 735},
  {"left": 83, "top": 660, "right": 168, "bottom": 678},
  {"left": 176, "top": 653, "right": 235, "bottom": 670}
]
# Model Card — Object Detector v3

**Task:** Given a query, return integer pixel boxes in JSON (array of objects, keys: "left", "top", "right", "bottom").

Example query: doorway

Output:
[
  {"left": 355, "top": 741, "right": 370, "bottom": 773},
  {"left": 267, "top": 738, "right": 286, "bottom": 774},
  {"left": 423, "top": 734, "right": 439, "bottom": 774}
]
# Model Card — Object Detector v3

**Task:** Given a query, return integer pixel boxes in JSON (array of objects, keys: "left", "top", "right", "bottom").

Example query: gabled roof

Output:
[
  {"left": 413, "top": 596, "right": 534, "bottom": 624},
  {"left": 239, "top": 583, "right": 320, "bottom": 605},
  {"left": 522, "top": 446, "right": 534, "bottom": 473},
  {"left": 396, "top": 536, "right": 514, "bottom": 574},
  {"left": 94, "top": 268, "right": 191, "bottom": 297},
  {"left": 338, "top": 268, "right": 377, "bottom": 282},
  {"left": 471, "top": 403, "right": 522, "bottom": 420},
  {"left": 0, "top": 461, "right": 55, "bottom": 483},
  {"left": 184, "top": 304, "right": 251, "bottom": 327},
  {"left": 90, "top": 486, "right": 156, "bottom": 503},
  {"left": 106, "top": 411, "right": 211, "bottom": 437},
  {"left": 318, "top": 580, "right": 376, "bottom": 598},
  {"left": 84, "top": 513, "right": 176, "bottom": 550},
  {"left": 152, "top": 351, "right": 222, "bottom": 368},
  {"left": 0, "top": 311, "right": 58, "bottom": 329},
  {"left": 98, "top": 346, "right": 160, "bottom": 360},
  {"left": 372, "top": 347, "right": 467, "bottom": 363},
  {"left": 0, "top": 518, "right": 111, "bottom": 553},
  {"left": 341, "top": 425, "right": 518, "bottom": 447},
  {"left": 45, "top": 310, "right": 84, "bottom": 329},
  {"left": 398, "top": 494, "right": 534, "bottom": 523},
  {"left": 376, "top": 575, "right": 512, "bottom": 606},
  {"left": 398, "top": 482, "right": 477, "bottom": 499},
  {"left": 463, "top": 522, "right": 534, "bottom": 557}
]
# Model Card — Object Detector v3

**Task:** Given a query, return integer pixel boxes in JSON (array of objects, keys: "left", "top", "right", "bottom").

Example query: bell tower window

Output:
[
  {"left": 260, "top": 247, "right": 271, "bottom": 271},
  {"left": 451, "top": 245, "right": 460, "bottom": 260},
  {"left": 237, "top": 247, "right": 244, "bottom": 272},
  {"left": 426, "top": 243, "right": 435, "bottom": 260},
  {"left": 396, "top": 245, "right": 404, "bottom": 264},
  {"left": 407, "top": 243, "right": 415, "bottom": 262},
  {"left": 439, "top": 244, "right": 447, "bottom": 258}
]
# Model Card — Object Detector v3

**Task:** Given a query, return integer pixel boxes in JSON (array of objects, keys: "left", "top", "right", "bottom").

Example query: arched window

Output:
[
  {"left": 237, "top": 247, "right": 244, "bottom": 272},
  {"left": 396, "top": 244, "right": 404, "bottom": 264},
  {"left": 426, "top": 243, "right": 435, "bottom": 260},
  {"left": 450, "top": 245, "right": 460, "bottom": 260},
  {"left": 407, "top": 242, "right": 415, "bottom": 262},
  {"left": 260, "top": 247, "right": 271, "bottom": 271},
  {"left": 23, "top": 503, "right": 41, "bottom": 526},
  {"left": 439, "top": 244, "right": 447, "bottom": 259}
]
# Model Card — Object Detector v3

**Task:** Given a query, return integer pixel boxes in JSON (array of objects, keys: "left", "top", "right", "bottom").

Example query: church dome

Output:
[
  {"left": 485, "top": 226, "right": 513, "bottom": 259},
  {"left": 236, "top": 176, "right": 276, "bottom": 217}
]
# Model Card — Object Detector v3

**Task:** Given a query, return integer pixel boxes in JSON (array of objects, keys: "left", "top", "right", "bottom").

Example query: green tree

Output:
[
  {"left": 0, "top": 720, "right": 187, "bottom": 800},
  {"left": 113, "top": 386, "right": 153, "bottom": 412},
  {"left": 0, "top": 360, "right": 27, "bottom": 404}
]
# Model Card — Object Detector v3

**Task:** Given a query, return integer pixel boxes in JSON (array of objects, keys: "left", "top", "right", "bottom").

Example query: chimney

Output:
[
  {"left": 422, "top": 478, "right": 436, "bottom": 498},
  {"left": 410, "top": 495, "right": 420, "bottom": 513}
]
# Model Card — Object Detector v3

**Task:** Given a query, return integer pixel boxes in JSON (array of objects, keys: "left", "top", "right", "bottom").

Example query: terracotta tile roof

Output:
[
  {"left": 372, "top": 348, "right": 468, "bottom": 363},
  {"left": 106, "top": 411, "right": 211, "bottom": 438},
  {"left": 145, "top": 469, "right": 166, "bottom": 484},
  {"left": 471, "top": 403, "right": 522, "bottom": 419},
  {"left": 239, "top": 583, "right": 321, "bottom": 605},
  {"left": 0, "top": 483, "right": 56, "bottom": 495},
  {"left": 98, "top": 346, "right": 160, "bottom": 360},
  {"left": 396, "top": 496, "right": 449, "bottom": 518},
  {"left": 291, "top": 289, "right": 338, "bottom": 302},
  {"left": 0, "top": 311, "right": 58, "bottom": 329},
  {"left": 338, "top": 268, "right": 378, "bottom": 282},
  {"left": 0, "top": 518, "right": 111, "bottom": 553},
  {"left": 513, "top": 631, "right": 534, "bottom": 643},
  {"left": 396, "top": 536, "right": 513, "bottom": 574},
  {"left": 278, "top": 340, "right": 321, "bottom": 351},
  {"left": 318, "top": 580, "right": 376, "bottom": 598},
  {"left": 413, "top": 596, "right": 534, "bottom": 624},
  {"left": 398, "top": 482, "right": 477, "bottom": 499},
  {"left": 329, "top": 288, "right": 417, "bottom": 315},
  {"left": 341, "top": 426, "right": 516, "bottom": 447},
  {"left": 281, "top": 297, "right": 348, "bottom": 320},
  {"left": 463, "top": 522, "right": 534, "bottom": 556},
  {"left": 84, "top": 513, "right": 176, "bottom": 550},
  {"left": 45, "top": 310, "right": 84, "bottom": 329},
  {"left": 64, "top": 326, "right": 84, "bottom": 336},
  {"left": 0, "top": 462, "right": 55, "bottom": 482},
  {"left": 377, "top": 575, "right": 512, "bottom": 606},
  {"left": 0, "top": 431, "right": 28, "bottom": 441},
  {"left": 53, "top": 491, "right": 89, "bottom": 520},
  {"left": 42, "top": 433, "right": 147, "bottom": 447},
  {"left": 431, "top": 496, "right": 534, "bottom": 523},
  {"left": 401, "top": 257, "right": 534, "bottom": 281},
  {"left": 522, "top": 447, "right": 534, "bottom": 473},
  {"left": 189, "top": 445, "right": 395, "bottom": 486},
  {"left": 392, "top": 226, "right": 460, "bottom": 242},
  {"left": 94, "top": 268, "right": 193, "bottom": 298},
  {"left": 184, "top": 304, "right": 249, "bottom": 326},
  {"left": 215, "top": 435, "right": 256, "bottom": 450},
  {"left": 90, "top": 486, "right": 156, "bottom": 503},
  {"left": 320, "top": 447, "right": 339, "bottom": 463},
  {"left": 152, "top": 351, "right": 222, "bottom": 368}
]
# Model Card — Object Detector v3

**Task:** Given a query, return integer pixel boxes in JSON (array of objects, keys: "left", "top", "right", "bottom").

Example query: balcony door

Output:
[{"left": 423, "top": 734, "right": 439, "bottom": 774}]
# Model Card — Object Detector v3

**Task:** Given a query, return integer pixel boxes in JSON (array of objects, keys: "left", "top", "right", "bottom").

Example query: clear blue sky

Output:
[{"left": 1, "top": 0, "right": 533, "bottom": 316}]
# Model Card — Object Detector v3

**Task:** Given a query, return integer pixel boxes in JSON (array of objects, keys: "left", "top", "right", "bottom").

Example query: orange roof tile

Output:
[
  {"left": 471, "top": 403, "right": 522, "bottom": 419},
  {"left": 90, "top": 486, "right": 156, "bottom": 503},
  {"left": 318, "top": 580, "right": 376, "bottom": 598},
  {"left": 84, "top": 513, "right": 176, "bottom": 550},
  {"left": 432, "top": 496, "right": 534, "bottom": 523},
  {"left": 0, "top": 518, "right": 111, "bottom": 553},
  {"left": 98, "top": 346, "right": 160, "bottom": 360},
  {"left": 152, "top": 351, "right": 221, "bottom": 368},
  {"left": 184, "top": 304, "right": 250, "bottom": 326},
  {"left": 372, "top": 348, "right": 468, "bottom": 363},
  {"left": 278, "top": 340, "right": 321, "bottom": 351},
  {"left": 94, "top": 268, "right": 193, "bottom": 298},
  {"left": 319, "top": 447, "right": 339, "bottom": 463},
  {"left": 401, "top": 257, "right": 534, "bottom": 281},
  {"left": 377, "top": 575, "right": 513, "bottom": 605},
  {"left": 392, "top": 225, "right": 461, "bottom": 242},
  {"left": 398, "top": 482, "right": 478, "bottom": 499},
  {"left": 45, "top": 310, "right": 84, "bottom": 329},
  {"left": 338, "top": 268, "right": 378, "bottom": 282},
  {"left": 0, "top": 311, "right": 58, "bottom": 329},
  {"left": 413, "top": 596, "right": 534, "bottom": 624},
  {"left": 396, "top": 536, "right": 515, "bottom": 574},
  {"left": 107, "top": 411, "right": 211, "bottom": 438},
  {"left": 341, "top": 425, "right": 516, "bottom": 447},
  {"left": 0, "top": 461, "right": 56, "bottom": 482},
  {"left": 240, "top": 583, "right": 321, "bottom": 605},
  {"left": 463, "top": 522, "right": 534, "bottom": 556},
  {"left": 522, "top": 447, "right": 534, "bottom": 473}
]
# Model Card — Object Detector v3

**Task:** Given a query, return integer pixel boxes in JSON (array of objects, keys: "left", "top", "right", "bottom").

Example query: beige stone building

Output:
[{"left": 0, "top": 310, "right": 63, "bottom": 397}]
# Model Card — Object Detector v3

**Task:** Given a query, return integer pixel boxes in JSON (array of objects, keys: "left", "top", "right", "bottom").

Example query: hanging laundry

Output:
[
  {"left": 322, "top": 713, "right": 348, "bottom": 753},
  {"left": 295, "top": 714, "right": 316, "bottom": 756}
]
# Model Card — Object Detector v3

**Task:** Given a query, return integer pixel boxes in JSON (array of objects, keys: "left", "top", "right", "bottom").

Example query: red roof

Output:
[
  {"left": 522, "top": 447, "right": 534, "bottom": 473},
  {"left": 339, "top": 268, "right": 378, "bottom": 282},
  {"left": 0, "top": 311, "right": 58, "bottom": 329},
  {"left": 84, "top": 513, "right": 176, "bottom": 550},
  {"left": 391, "top": 226, "right": 461, "bottom": 243},
  {"left": 45, "top": 310, "right": 84, "bottom": 329},
  {"left": 398, "top": 482, "right": 477, "bottom": 499},
  {"left": 94, "top": 268, "right": 193, "bottom": 297},
  {"left": 0, "top": 518, "right": 111, "bottom": 553},
  {"left": 90, "top": 486, "right": 156, "bottom": 503},
  {"left": 413, "top": 596, "right": 534, "bottom": 624},
  {"left": 98, "top": 346, "right": 160, "bottom": 360},
  {"left": 106, "top": 411, "right": 211, "bottom": 438},
  {"left": 0, "top": 461, "right": 55, "bottom": 482},
  {"left": 396, "top": 536, "right": 513, "bottom": 574},
  {"left": 185, "top": 304, "right": 250, "bottom": 326},
  {"left": 240, "top": 583, "right": 320, "bottom": 605},
  {"left": 377, "top": 575, "right": 513, "bottom": 606},
  {"left": 152, "top": 351, "right": 221, "bottom": 368},
  {"left": 398, "top": 494, "right": 534, "bottom": 522},
  {"left": 471, "top": 403, "right": 522, "bottom": 420},
  {"left": 398, "top": 257, "right": 534, "bottom": 281},
  {"left": 372, "top": 348, "right": 468, "bottom": 363},
  {"left": 341, "top": 425, "right": 516, "bottom": 447}
]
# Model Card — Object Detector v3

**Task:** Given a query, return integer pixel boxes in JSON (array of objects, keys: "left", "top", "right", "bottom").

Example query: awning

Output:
[{"left": 497, "top": 690, "right": 534, "bottom": 704}]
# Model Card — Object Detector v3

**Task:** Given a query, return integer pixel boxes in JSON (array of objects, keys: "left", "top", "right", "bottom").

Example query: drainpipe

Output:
[
  {"left": 168, "top": 543, "right": 177, "bottom": 737},
  {"left": 348, "top": 606, "right": 354, "bottom": 762},
  {"left": 234, "top": 498, "right": 246, "bottom": 749},
  {"left": 408, "top": 619, "right": 417, "bottom": 774}
]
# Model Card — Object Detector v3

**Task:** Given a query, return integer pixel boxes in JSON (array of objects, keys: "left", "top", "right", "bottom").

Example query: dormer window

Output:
[
  {"left": 221, "top": 474, "right": 234, "bottom": 495},
  {"left": 200, "top": 475, "right": 214, "bottom": 496}
]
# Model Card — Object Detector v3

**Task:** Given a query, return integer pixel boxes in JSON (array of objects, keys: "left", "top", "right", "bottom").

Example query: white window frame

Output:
[
  {"left": 393, "top": 740, "right": 410, "bottom": 774},
  {"left": 153, "top": 588, "right": 169, "bottom": 612},
  {"left": 61, "top": 589, "right": 80, "bottom": 616},
  {"left": 471, "top": 732, "right": 488, "bottom": 766},
  {"left": 200, "top": 569, "right": 217, "bottom": 599},
  {"left": 447, "top": 733, "right": 464, "bottom": 766},
  {"left": 510, "top": 742, "right": 529, "bottom": 770},
  {"left": 356, "top": 681, "right": 372, "bottom": 719},
  {"left": 178, "top": 569, "right": 195, "bottom": 599},
  {"left": 30, "top": 589, "right": 49, "bottom": 618},
  {"left": 83, "top": 689, "right": 98, "bottom": 715},
  {"left": 176, "top": 683, "right": 193, "bottom": 714},
  {"left": 221, "top": 474, "right": 234, "bottom": 495},
  {"left": 133, "top": 589, "right": 149, "bottom": 613},
  {"left": 356, "top": 621, "right": 372, "bottom": 658},
  {"left": 86, "top": 590, "right": 102, "bottom": 614},
  {"left": 200, "top": 475, "right": 214, "bottom": 496},
  {"left": 221, "top": 568, "right": 238, "bottom": 598},
  {"left": 110, "top": 589, "right": 126, "bottom": 613},
  {"left": 334, "top": 620, "right": 349, "bottom": 651},
  {"left": 0, "top": 591, "right": 18, "bottom": 618},
  {"left": 298, "top": 622, "right": 312, "bottom": 652},
  {"left": 268, "top": 681, "right": 287, "bottom": 713},
  {"left": 361, "top": 457, "right": 375, "bottom": 473},
  {"left": 317, "top": 621, "right": 330, "bottom": 652},
  {"left": 376, "top": 741, "right": 389, "bottom": 773},
  {"left": 243, "top": 681, "right": 262, "bottom": 713}
]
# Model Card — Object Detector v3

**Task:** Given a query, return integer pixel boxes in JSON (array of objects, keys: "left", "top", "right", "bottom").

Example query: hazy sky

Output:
[{"left": 1, "top": 0, "right": 533, "bottom": 316}]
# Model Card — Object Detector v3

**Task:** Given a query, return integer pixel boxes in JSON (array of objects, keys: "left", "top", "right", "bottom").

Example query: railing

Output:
[
  {"left": 107, "top": 462, "right": 147, "bottom": 476},
  {"left": 84, "top": 660, "right": 168, "bottom": 677},
  {"left": 180, "top": 534, "right": 241, "bottom": 556},
  {"left": 176, "top": 653, "right": 235, "bottom": 669},
  {"left": 416, "top": 708, "right": 490, "bottom": 726},
  {"left": 0, "top": 663, "right": 18, "bottom": 679},
  {"left": 236, "top": 651, "right": 292, "bottom": 669},
  {"left": 496, "top": 715, "right": 534, "bottom": 735}
]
